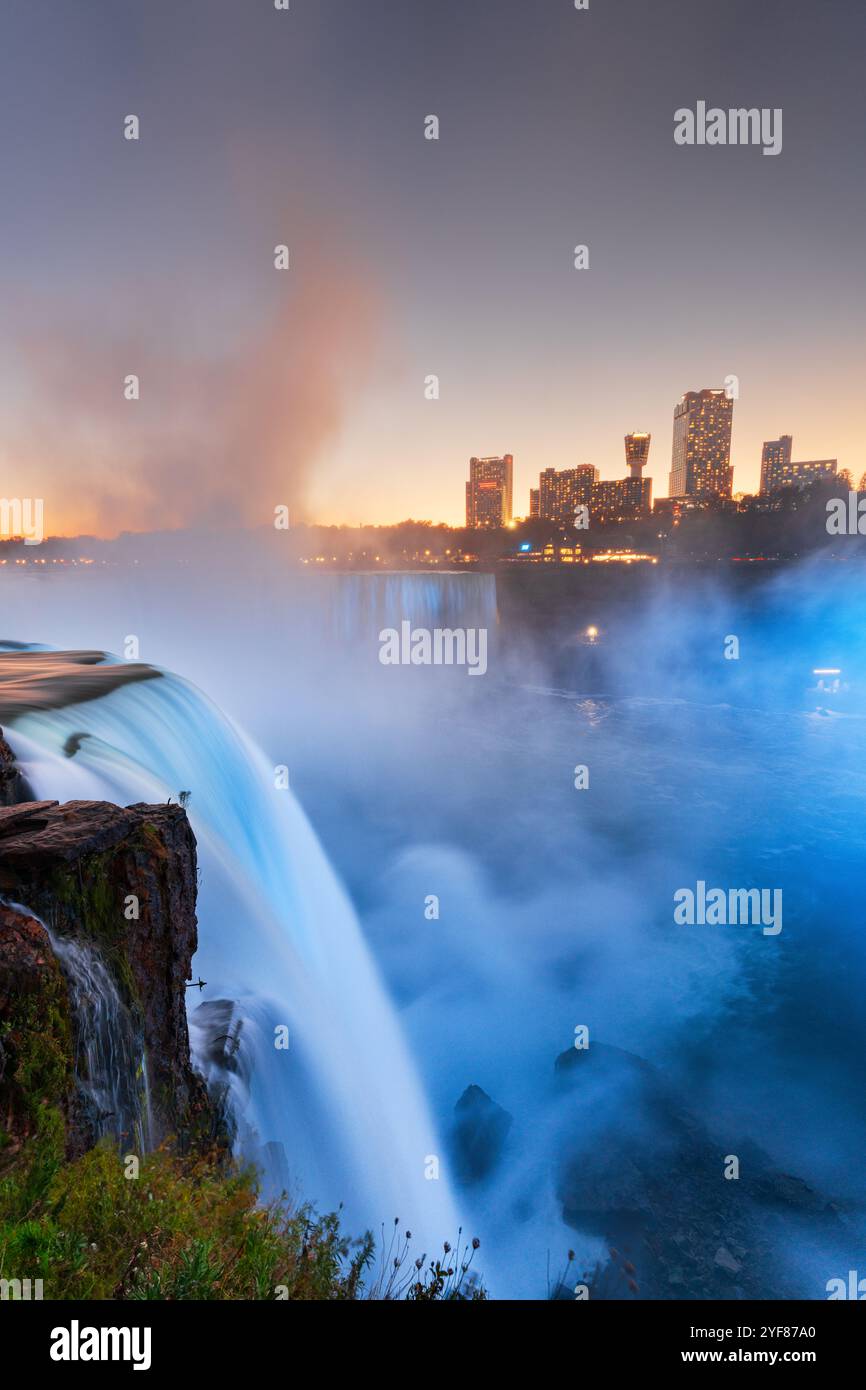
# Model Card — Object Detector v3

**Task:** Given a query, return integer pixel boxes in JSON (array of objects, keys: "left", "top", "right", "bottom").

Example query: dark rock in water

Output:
[
  {"left": 748, "top": 1171, "right": 833, "bottom": 1216},
  {"left": 0, "top": 727, "right": 34, "bottom": 805},
  {"left": 193, "top": 999, "right": 248, "bottom": 1080},
  {"left": 62, "top": 732, "right": 91, "bottom": 760},
  {"left": 189, "top": 998, "right": 251, "bottom": 1147},
  {"left": 553, "top": 1041, "right": 842, "bottom": 1301},
  {"left": 555, "top": 1043, "right": 691, "bottom": 1246},
  {"left": 0, "top": 798, "right": 218, "bottom": 1160},
  {"left": 555, "top": 1040, "right": 669, "bottom": 1112},
  {"left": 451, "top": 1084, "right": 512, "bottom": 1184}
]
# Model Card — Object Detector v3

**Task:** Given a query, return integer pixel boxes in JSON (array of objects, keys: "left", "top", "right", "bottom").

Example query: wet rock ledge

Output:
[{"left": 0, "top": 743, "right": 214, "bottom": 1168}]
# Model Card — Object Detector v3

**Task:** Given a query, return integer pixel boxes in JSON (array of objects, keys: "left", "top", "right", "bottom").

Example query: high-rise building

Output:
[
  {"left": 590, "top": 475, "right": 652, "bottom": 524},
  {"left": 625, "top": 432, "right": 651, "bottom": 479},
  {"left": 529, "top": 488, "right": 539, "bottom": 518},
  {"left": 759, "top": 436, "right": 793, "bottom": 494},
  {"left": 759, "top": 436, "right": 836, "bottom": 493},
  {"left": 530, "top": 464, "right": 653, "bottom": 528},
  {"left": 466, "top": 454, "right": 513, "bottom": 528},
  {"left": 536, "top": 465, "right": 597, "bottom": 522},
  {"left": 788, "top": 460, "right": 837, "bottom": 487},
  {"left": 532, "top": 462, "right": 650, "bottom": 524},
  {"left": 668, "top": 389, "right": 734, "bottom": 499}
]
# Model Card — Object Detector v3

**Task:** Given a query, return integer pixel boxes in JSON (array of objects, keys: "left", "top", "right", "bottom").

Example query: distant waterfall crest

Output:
[
  {"left": 330, "top": 572, "right": 499, "bottom": 642},
  {"left": 2, "top": 644, "right": 463, "bottom": 1244}
]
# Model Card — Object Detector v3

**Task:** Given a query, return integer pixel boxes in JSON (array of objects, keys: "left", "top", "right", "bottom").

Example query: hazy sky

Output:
[{"left": 1, "top": 0, "right": 864, "bottom": 533}]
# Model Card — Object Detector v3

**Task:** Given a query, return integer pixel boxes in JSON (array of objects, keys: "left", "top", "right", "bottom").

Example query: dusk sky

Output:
[{"left": 1, "top": 0, "right": 864, "bottom": 534}]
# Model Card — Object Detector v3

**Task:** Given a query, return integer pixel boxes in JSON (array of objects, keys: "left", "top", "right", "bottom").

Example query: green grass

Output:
[{"left": 0, "top": 1139, "right": 485, "bottom": 1301}]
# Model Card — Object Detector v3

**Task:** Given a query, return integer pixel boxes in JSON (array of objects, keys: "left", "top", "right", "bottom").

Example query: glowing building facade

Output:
[
  {"left": 536, "top": 465, "right": 598, "bottom": 522},
  {"left": 625, "top": 432, "right": 651, "bottom": 479},
  {"left": 590, "top": 475, "right": 652, "bottom": 524},
  {"left": 669, "top": 389, "right": 734, "bottom": 499},
  {"left": 466, "top": 455, "right": 514, "bottom": 528},
  {"left": 760, "top": 436, "right": 836, "bottom": 493}
]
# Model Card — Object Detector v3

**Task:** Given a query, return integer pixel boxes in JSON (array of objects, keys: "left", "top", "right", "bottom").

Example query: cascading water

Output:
[
  {"left": 1, "top": 900, "right": 153, "bottom": 1154},
  {"left": 1, "top": 645, "right": 463, "bottom": 1254},
  {"left": 329, "top": 572, "right": 499, "bottom": 644}
]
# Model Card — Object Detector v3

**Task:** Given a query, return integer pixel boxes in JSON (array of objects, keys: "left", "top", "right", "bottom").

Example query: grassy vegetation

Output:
[{"left": 0, "top": 1137, "right": 486, "bottom": 1300}]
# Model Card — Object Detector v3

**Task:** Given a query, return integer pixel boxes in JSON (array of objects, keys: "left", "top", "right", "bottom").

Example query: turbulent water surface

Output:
[{"left": 2, "top": 562, "right": 865, "bottom": 1298}]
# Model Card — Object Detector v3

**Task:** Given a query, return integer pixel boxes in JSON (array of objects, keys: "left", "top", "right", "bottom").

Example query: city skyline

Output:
[
  {"left": 0, "top": 377, "right": 847, "bottom": 540},
  {"left": 467, "top": 385, "right": 841, "bottom": 528},
  {"left": 0, "top": 0, "right": 864, "bottom": 537}
]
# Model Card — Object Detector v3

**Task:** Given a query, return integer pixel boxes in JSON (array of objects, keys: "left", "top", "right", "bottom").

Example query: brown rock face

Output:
[
  {"left": 0, "top": 798, "right": 212, "bottom": 1158},
  {"left": 0, "top": 901, "right": 73, "bottom": 1168}
]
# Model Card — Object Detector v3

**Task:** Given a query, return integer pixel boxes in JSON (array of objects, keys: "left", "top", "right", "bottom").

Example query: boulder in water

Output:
[
  {"left": 0, "top": 726, "right": 33, "bottom": 805},
  {"left": 553, "top": 1039, "right": 842, "bottom": 1300},
  {"left": 451, "top": 1084, "right": 512, "bottom": 1185}
]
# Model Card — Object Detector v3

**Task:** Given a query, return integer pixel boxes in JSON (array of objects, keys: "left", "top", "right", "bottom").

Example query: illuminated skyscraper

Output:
[
  {"left": 668, "top": 389, "right": 734, "bottom": 499},
  {"left": 625, "top": 432, "right": 651, "bottom": 479},
  {"left": 534, "top": 462, "right": 650, "bottom": 524},
  {"left": 759, "top": 435, "right": 792, "bottom": 493},
  {"left": 466, "top": 454, "right": 514, "bottom": 528},
  {"left": 536, "top": 465, "right": 597, "bottom": 522},
  {"left": 590, "top": 475, "right": 652, "bottom": 523}
]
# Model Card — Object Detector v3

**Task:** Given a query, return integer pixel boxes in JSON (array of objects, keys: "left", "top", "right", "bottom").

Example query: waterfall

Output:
[
  {"left": 45, "top": 930, "right": 155, "bottom": 1154},
  {"left": 2, "top": 900, "right": 153, "bottom": 1154},
  {"left": 328, "top": 572, "right": 499, "bottom": 644},
  {"left": 2, "top": 647, "right": 463, "bottom": 1251}
]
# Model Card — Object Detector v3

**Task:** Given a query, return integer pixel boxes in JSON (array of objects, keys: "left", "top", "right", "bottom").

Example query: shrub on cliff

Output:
[{"left": 0, "top": 1141, "right": 485, "bottom": 1301}]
